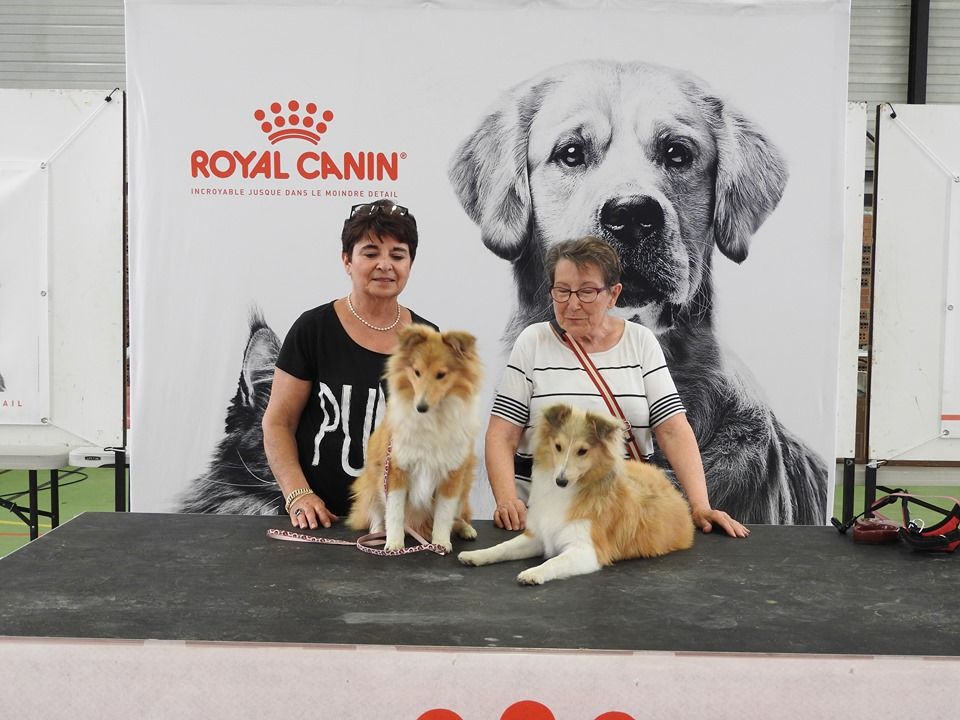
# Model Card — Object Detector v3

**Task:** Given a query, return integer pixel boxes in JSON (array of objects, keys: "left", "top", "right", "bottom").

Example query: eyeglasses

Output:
[
  {"left": 549, "top": 286, "right": 608, "bottom": 303},
  {"left": 349, "top": 202, "right": 410, "bottom": 219}
]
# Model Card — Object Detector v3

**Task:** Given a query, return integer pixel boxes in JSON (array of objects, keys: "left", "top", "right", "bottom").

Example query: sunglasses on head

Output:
[{"left": 349, "top": 202, "right": 410, "bottom": 219}]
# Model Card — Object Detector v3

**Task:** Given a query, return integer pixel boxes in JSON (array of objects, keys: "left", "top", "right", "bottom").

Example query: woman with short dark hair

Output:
[{"left": 263, "top": 200, "right": 437, "bottom": 530}]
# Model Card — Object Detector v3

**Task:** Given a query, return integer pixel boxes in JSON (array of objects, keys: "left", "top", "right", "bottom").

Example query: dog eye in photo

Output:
[
  {"left": 662, "top": 141, "right": 693, "bottom": 169},
  {"left": 576, "top": 447, "right": 588, "bottom": 456},
  {"left": 413, "top": 368, "right": 421, "bottom": 377},
  {"left": 435, "top": 371, "right": 446, "bottom": 379},
  {"left": 554, "top": 442, "right": 562, "bottom": 452},
  {"left": 551, "top": 141, "right": 586, "bottom": 168}
]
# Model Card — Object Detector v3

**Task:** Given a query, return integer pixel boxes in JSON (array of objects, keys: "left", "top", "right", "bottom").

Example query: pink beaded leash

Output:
[{"left": 267, "top": 439, "right": 449, "bottom": 556}]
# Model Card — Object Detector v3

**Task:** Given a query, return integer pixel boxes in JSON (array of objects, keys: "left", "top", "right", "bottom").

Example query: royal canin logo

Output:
[
  {"left": 190, "top": 100, "right": 404, "bottom": 181},
  {"left": 255, "top": 100, "right": 332, "bottom": 144}
]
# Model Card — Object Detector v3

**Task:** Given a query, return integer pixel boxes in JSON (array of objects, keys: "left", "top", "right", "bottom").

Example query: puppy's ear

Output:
[
  {"left": 448, "top": 78, "right": 553, "bottom": 261},
  {"left": 585, "top": 410, "right": 624, "bottom": 444},
  {"left": 397, "top": 324, "right": 432, "bottom": 351},
  {"left": 540, "top": 403, "right": 572, "bottom": 431},
  {"left": 442, "top": 330, "right": 477, "bottom": 358},
  {"left": 708, "top": 97, "right": 789, "bottom": 264}
]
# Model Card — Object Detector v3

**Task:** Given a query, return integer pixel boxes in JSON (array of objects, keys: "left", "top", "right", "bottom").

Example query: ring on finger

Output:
[{"left": 295, "top": 508, "right": 303, "bottom": 516}]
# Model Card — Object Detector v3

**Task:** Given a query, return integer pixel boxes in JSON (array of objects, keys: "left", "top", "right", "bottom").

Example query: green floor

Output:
[
  {"left": 1, "top": 467, "right": 122, "bottom": 558},
  {"left": 1, "top": 469, "right": 958, "bottom": 559}
]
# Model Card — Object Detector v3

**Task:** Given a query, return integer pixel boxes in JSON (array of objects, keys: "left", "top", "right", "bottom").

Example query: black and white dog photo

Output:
[
  {"left": 178, "top": 312, "right": 283, "bottom": 515},
  {"left": 447, "top": 59, "right": 827, "bottom": 524}
]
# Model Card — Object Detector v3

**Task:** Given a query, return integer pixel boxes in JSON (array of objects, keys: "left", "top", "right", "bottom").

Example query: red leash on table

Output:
[{"left": 267, "top": 439, "right": 449, "bottom": 556}]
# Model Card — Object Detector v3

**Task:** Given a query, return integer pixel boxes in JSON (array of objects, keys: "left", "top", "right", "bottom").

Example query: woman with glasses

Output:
[
  {"left": 486, "top": 236, "right": 748, "bottom": 538},
  {"left": 262, "top": 199, "right": 437, "bottom": 531}
]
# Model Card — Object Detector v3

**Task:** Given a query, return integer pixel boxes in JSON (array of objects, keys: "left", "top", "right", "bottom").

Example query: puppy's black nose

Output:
[
  {"left": 555, "top": 475, "right": 568, "bottom": 488},
  {"left": 600, "top": 196, "right": 664, "bottom": 242},
  {"left": 416, "top": 402, "right": 429, "bottom": 413}
]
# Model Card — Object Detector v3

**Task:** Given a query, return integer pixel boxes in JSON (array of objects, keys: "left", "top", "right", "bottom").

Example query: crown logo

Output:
[{"left": 254, "top": 101, "right": 333, "bottom": 144}]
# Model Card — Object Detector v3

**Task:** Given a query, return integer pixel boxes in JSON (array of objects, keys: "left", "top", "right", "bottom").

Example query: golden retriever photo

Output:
[
  {"left": 448, "top": 59, "right": 827, "bottom": 525},
  {"left": 347, "top": 325, "right": 481, "bottom": 552},
  {"left": 459, "top": 403, "right": 694, "bottom": 585}
]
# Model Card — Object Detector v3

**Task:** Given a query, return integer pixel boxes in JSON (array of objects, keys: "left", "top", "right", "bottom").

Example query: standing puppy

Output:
[
  {"left": 459, "top": 403, "right": 694, "bottom": 584},
  {"left": 347, "top": 325, "right": 481, "bottom": 552}
]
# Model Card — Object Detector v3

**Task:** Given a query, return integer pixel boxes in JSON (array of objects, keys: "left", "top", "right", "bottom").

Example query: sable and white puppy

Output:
[
  {"left": 448, "top": 59, "right": 827, "bottom": 525},
  {"left": 347, "top": 325, "right": 481, "bottom": 552},
  {"left": 459, "top": 403, "right": 694, "bottom": 584}
]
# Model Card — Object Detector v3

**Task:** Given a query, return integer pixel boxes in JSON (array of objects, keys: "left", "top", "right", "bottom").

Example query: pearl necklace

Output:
[{"left": 347, "top": 294, "right": 401, "bottom": 332}]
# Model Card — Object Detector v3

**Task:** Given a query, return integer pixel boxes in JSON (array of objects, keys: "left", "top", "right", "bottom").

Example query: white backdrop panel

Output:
[
  {"left": 837, "top": 102, "right": 867, "bottom": 459},
  {"left": 871, "top": 104, "right": 960, "bottom": 460},
  {"left": 128, "top": 0, "right": 849, "bottom": 521},
  {"left": 942, "top": 183, "right": 960, "bottom": 437},
  {"left": 0, "top": 90, "right": 124, "bottom": 450},
  {"left": 0, "top": 162, "right": 49, "bottom": 424}
]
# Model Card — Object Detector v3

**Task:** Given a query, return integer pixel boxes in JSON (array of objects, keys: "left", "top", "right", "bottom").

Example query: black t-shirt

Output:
[{"left": 275, "top": 302, "right": 437, "bottom": 516}]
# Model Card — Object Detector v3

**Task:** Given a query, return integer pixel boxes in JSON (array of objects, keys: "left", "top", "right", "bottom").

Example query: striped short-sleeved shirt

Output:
[{"left": 491, "top": 321, "right": 685, "bottom": 488}]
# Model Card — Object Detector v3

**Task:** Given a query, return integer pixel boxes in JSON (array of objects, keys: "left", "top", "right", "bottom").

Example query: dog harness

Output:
[{"left": 831, "top": 487, "right": 960, "bottom": 552}]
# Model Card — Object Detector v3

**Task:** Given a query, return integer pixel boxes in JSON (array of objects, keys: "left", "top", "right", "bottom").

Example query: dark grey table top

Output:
[{"left": 0, "top": 512, "right": 956, "bottom": 655}]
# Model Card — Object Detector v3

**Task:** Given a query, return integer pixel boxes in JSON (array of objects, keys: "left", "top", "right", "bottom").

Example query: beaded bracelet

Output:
[{"left": 284, "top": 487, "right": 315, "bottom": 513}]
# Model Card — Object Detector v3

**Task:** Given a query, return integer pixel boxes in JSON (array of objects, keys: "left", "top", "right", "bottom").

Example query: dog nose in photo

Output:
[
  {"left": 555, "top": 473, "right": 568, "bottom": 488},
  {"left": 600, "top": 196, "right": 665, "bottom": 242},
  {"left": 416, "top": 400, "right": 429, "bottom": 413}
]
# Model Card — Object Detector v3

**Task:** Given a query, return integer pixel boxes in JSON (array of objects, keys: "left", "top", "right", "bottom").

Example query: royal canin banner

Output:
[{"left": 127, "top": 0, "right": 849, "bottom": 522}]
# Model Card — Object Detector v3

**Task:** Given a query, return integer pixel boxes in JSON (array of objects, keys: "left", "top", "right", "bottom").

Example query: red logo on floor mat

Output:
[{"left": 416, "top": 701, "right": 636, "bottom": 719}]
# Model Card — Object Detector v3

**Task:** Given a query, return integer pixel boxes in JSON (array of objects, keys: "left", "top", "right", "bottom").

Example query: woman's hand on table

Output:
[
  {"left": 494, "top": 497, "right": 528, "bottom": 531},
  {"left": 691, "top": 506, "right": 749, "bottom": 538},
  {"left": 290, "top": 494, "right": 338, "bottom": 530}
]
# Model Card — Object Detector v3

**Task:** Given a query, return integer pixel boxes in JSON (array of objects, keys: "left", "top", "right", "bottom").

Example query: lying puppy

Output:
[
  {"left": 347, "top": 325, "right": 481, "bottom": 552},
  {"left": 459, "top": 403, "right": 694, "bottom": 584},
  {"left": 448, "top": 59, "right": 827, "bottom": 524}
]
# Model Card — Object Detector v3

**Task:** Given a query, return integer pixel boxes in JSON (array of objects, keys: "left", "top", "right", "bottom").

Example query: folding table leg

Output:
[
  {"left": 115, "top": 449, "right": 127, "bottom": 512},
  {"left": 50, "top": 469, "right": 60, "bottom": 528},
  {"left": 28, "top": 470, "right": 39, "bottom": 541},
  {"left": 864, "top": 461, "right": 878, "bottom": 518},
  {"left": 841, "top": 458, "right": 855, "bottom": 522}
]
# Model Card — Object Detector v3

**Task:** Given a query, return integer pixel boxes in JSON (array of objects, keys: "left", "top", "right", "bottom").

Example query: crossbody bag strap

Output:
[{"left": 548, "top": 320, "right": 644, "bottom": 462}]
